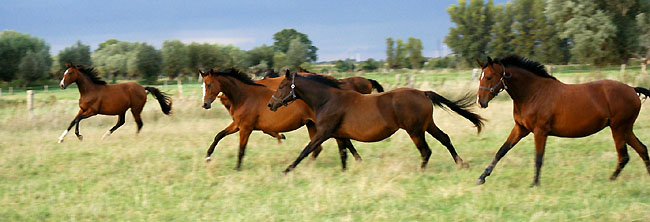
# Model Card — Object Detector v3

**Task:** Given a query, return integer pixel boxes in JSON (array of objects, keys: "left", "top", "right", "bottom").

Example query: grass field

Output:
[{"left": 2, "top": 69, "right": 650, "bottom": 221}]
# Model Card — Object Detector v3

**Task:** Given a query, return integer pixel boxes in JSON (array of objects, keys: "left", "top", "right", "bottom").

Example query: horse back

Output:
[{"left": 95, "top": 82, "right": 146, "bottom": 115}]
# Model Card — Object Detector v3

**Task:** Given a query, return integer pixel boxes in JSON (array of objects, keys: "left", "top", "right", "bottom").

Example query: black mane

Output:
[
  {"left": 210, "top": 67, "right": 263, "bottom": 86},
  {"left": 263, "top": 69, "right": 279, "bottom": 79},
  {"left": 77, "top": 65, "right": 107, "bottom": 85},
  {"left": 494, "top": 54, "right": 556, "bottom": 80},
  {"left": 299, "top": 73, "right": 341, "bottom": 89}
]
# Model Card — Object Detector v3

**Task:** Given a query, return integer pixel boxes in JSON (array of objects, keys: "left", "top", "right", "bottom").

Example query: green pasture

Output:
[{"left": 1, "top": 68, "right": 650, "bottom": 221}]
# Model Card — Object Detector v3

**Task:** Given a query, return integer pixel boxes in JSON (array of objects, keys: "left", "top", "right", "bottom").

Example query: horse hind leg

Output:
[
  {"left": 609, "top": 128, "right": 630, "bottom": 180},
  {"left": 102, "top": 113, "right": 126, "bottom": 140},
  {"left": 625, "top": 132, "right": 650, "bottom": 177},
  {"left": 427, "top": 123, "right": 468, "bottom": 168},
  {"left": 130, "top": 109, "right": 144, "bottom": 134},
  {"left": 407, "top": 131, "right": 432, "bottom": 169}
]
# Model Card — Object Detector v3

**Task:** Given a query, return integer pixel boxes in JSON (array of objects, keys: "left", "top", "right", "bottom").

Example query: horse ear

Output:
[
  {"left": 477, "top": 59, "right": 484, "bottom": 67},
  {"left": 199, "top": 70, "right": 206, "bottom": 77},
  {"left": 65, "top": 63, "right": 73, "bottom": 68},
  {"left": 487, "top": 56, "right": 493, "bottom": 65},
  {"left": 284, "top": 69, "right": 291, "bottom": 79}
]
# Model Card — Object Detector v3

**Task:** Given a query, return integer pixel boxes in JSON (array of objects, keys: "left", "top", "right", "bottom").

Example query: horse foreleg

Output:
[
  {"left": 532, "top": 132, "right": 548, "bottom": 187},
  {"left": 58, "top": 111, "right": 82, "bottom": 143},
  {"left": 284, "top": 132, "right": 330, "bottom": 174},
  {"left": 306, "top": 122, "right": 323, "bottom": 159},
  {"left": 102, "top": 114, "right": 126, "bottom": 140},
  {"left": 205, "top": 122, "right": 239, "bottom": 162},
  {"left": 235, "top": 128, "right": 252, "bottom": 171},
  {"left": 477, "top": 124, "right": 529, "bottom": 185}
]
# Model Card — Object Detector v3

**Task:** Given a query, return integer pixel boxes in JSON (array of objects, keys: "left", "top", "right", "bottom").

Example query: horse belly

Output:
[
  {"left": 549, "top": 109, "right": 608, "bottom": 138},
  {"left": 334, "top": 115, "right": 398, "bottom": 142},
  {"left": 255, "top": 106, "right": 306, "bottom": 133}
]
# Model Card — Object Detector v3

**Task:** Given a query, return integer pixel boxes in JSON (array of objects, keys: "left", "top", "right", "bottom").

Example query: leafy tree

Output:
[
  {"left": 335, "top": 60, "right": 355, "bottom": 72},
  {"left": 395, "top": 39, "right": 407, "bottom": 68},
  {"left": 426, "top": 56, "right": 459, "bottom": 69},
  {"left": 299, "top": 62, "right": 313, "bottom": 71},
  {"left": 510, "top": 0, "right": 537, "bottom": 58},
  {"left": 595, "top": 0, "right": 644, "bottom": 64},
  {"left": 547, "top": 0, "right": 616, "bottom": 65},
  {"left": 445, "top": 0, "right": 495, "bottom": 66},
  {"left": 161, "top": 40, "right": 189, "bottom": 79},
  {"left": 488, "top": 3, "right": 514, "bottom": 57},
  {"left": 247, "top": 44, "right": 275, "bottom": 69},
  {"left": 0, "top": 30, "right": 52, "bottom": 82},
  {"left": 636, "top": 10, "right": 650, "bottom": 73},
  {"left": 97, "top": 39, "right": 119, "bottom": 51},
  {"left": 272, "top": 52, "right": 288, "bottom": 70},
  {"left": 360, "top": 58, "right": 379, "bottom": 71},
  {"left": 286, "top": 37, "right": 309, "bottom": 70},
  {"left": 57, "top": 41, "right": 92, "bottom": 68},
  {"left": 92, "top": 40, "right": 139, "bottom": 78},
  {"left": 407, "top": 37, "right": 424, "bottom": 69},
  {"left": 18, "top": 49, "right": 51, "bottom": 86},
  {"left": 134, "top": 44, "right": 162, "bottom": 82},
  {"left": 272, "top": 29, "right": 318, "bottom": 62},
  {"left": 386, "top": 37, "right": 395, "bottom": 68}
]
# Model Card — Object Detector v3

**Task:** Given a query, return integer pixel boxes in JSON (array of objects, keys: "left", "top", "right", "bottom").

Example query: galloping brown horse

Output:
[
  {"left": 200, "top": 68, "right": 361, "bottom": 170},
  {"left": 57, "top": 64, "right": 172, "bottom": 143},
  {"left": 218, "top": 70, "right": 384, "bottom": 144},
  {"left": 267, "top": 71, "right": 484, "bottom": 173},
  {"left": 475, "top": 55, "right": 650, "bottom": 186}
]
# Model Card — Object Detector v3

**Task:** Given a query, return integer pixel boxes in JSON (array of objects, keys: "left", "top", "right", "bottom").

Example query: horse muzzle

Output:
[
  {"left": 268, "top": 102, "right": 279, "bottom": 112},
  {"left": 59, "top": 83, "right": 67, "bottom": 89},
  {"left": 203, "top": 102, "right": 212, "bottom": 109}
]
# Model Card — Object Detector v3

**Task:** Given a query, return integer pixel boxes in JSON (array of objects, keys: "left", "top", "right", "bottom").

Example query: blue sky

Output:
[{"left": 1, "top": 0, "right": 507, "bottom": 62}]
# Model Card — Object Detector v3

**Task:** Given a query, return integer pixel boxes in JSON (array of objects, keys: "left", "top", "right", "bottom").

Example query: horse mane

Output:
[
  {"left": 298, "top": 67, "right": 314, "bottom": 73},
  {"left": 76, "top": 65, "right": 107, "bottom": 85},
  {"left": 299, "top": 73, "right": 341, "bottom": 89},
  {"left": 209, "top": 67, "right": 264, "bottom": 86},
  {"left": 494, "top": 54, "right": 556, "bottom": 80},
  {"left": 263, "top": 69, "right": 279, "bottom": 79}
]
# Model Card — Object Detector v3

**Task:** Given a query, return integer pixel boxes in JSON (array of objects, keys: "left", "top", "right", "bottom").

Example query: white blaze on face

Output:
[
  {"left": 480, "top": 71, "right": 485, "bottom": 80},
  {"left": 60, "top": 69, "right": 69, "bottom": 86},
  {"left": 202, "top": 82, "right": 206, "bottom": 104}
]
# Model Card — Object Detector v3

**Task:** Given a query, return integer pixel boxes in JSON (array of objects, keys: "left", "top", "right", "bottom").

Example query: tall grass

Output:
[{"left": 1, "top": 73, "right": 650, "bottom": 221}]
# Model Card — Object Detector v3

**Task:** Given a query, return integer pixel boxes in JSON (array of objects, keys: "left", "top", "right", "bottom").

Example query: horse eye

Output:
[
  {"left": 207, "top": 84, "right": 211, "bottom": 88},
  {"left": 486, "top": 77, "right": 492, "bottom": 81}
]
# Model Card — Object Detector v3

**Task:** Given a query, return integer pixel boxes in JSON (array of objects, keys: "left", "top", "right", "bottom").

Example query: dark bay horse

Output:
[
  {"left": 218, "top": 70, "right": 384, "bottom": 144},
  {"left": 475, "top": 55, "right": 650, "bottom": 186},
  {"left": 267, "top": 71, "right": 485, "bottom": 173},
  {"left": 57, "top": 64, "right": 172, "bottom": 143},
  {"left": 200, "top": 68, "right": 361, "bottom": 170}
]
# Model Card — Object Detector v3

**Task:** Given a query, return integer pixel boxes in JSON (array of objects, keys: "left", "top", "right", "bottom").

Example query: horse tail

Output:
[
  {"left": 145, "top": 87, "right": 172, "bottom": 115},
  {"left": 424, "top": 91, "right": 485, "bottom": 133},
  {"left": 634, "top": 87, "right": 650, "bottom": 99},
  {"left": 368, "top": 79, "right": 384, "bottom": 92}
]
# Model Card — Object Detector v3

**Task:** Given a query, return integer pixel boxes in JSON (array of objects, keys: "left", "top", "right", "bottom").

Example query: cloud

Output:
[{"left": 176, "top": 37, "right": 256, "bottom": 45}]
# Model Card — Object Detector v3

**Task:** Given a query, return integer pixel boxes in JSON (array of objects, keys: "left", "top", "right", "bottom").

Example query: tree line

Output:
[
  {"left": 0, "top": 28, "right": 318, "bottom": 86},
  {"left": 444, "top": 0, "right": 650, "bottom": 69}
]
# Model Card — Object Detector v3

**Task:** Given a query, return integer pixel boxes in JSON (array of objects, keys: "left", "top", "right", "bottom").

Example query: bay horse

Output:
[
  {"left": 475, "top": 55, "right": 650, "bottom": 186},
  {"left": 218, "top": 70, "right": 384, "bottom": 145},
  {"left": 200, "top": 68, "right": 361, "bottom": 170},
  {"left": 267, "top": 71, "right": 485, "bottom": 173},
  {"left": 57, "top": 64, "right": 172, "bottom": 143}
]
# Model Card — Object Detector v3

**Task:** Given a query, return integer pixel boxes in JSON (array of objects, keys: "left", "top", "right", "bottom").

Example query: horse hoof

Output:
[
  {"left": 57, "top": 139, "right": 63, "bottom": 144},
  {"left": 461, "top": 162, "right": 470, "bottom": 168},
  {"left": 530, "top": 183, "right": 540, "bottom": 188},
  {"left": 354, "top": 157, "right": 362, "bottom": 162},
  {"left": 205, "top": 157, "right": 211, "bottom": 163},
  {"left": 101, "top": 132, "right": 111, "bottom": 140},
  {"left": 476, "top": 178, "right": 486, "bottom": 185},
  {"left": 234, "top": 167, "right": 242, "bottom": 171},
  {"left": 280, "top": 134, "right": 286, "bottom": 139},
  {"left": 77, "top": 135, "right": 83, "bottom": 141}
]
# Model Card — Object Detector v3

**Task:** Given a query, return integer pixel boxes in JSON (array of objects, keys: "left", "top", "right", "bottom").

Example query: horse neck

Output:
[
  {"left": 504, "top": 67, "right": 558, "bottom": 104},
  {"left": 75, "top": 74, "right": 100, "bottom": 95},
  {"left": 294, "top": 77, "right": 336, "bottom": 111},
  {"left": 217, "top": 76, "right": 266, "bottom": 107}
]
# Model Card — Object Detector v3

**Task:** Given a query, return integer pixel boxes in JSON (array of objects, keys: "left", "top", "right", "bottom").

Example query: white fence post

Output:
[
  {"left": 9, "top": 87, "right": 13, "bottom": 95},
  {"left": 44, "top": 85, "right": 48, "bottom": 93},
  {"left": 472, "top": 68, "right": 480, "bottom": 79},
  {"left": 621, "top": 64, "right": 626, "bottom": 76},
  {"left": 27, "top": 90, "right": 34, "bottom": 119}
]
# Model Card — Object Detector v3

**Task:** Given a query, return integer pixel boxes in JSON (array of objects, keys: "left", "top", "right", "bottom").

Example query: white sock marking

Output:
[{"left": 58, "top": 129, "right": 69, "bottom": 143}]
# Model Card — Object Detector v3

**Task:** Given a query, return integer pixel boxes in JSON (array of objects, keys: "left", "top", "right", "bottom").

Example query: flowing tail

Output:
[
  {"left": 145, "top": 87, "right": 172, "bottom": 115},
  {"left": 425, "top": 91, "right": 485, "bottom": 133},
  {"left": 635, "top": 87, "right": 650, "bottom": 99},
  {"left": 368, "top": 79, "right": 384, "bottom": 93}
]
